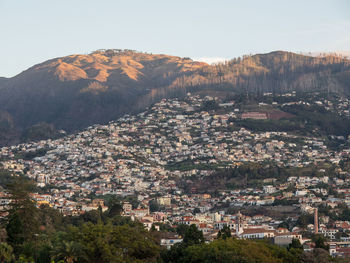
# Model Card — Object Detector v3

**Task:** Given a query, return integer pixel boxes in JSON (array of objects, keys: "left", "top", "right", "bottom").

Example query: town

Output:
[{"left": 0, "top": 92, "right": 350, "bottom": 257}]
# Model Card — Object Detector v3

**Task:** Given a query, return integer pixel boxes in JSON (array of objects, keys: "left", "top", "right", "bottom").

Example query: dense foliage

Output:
[
  {"left": 176, "top": 162, "right": 337, "bottom": 193},
  {"left": 163, "top": 238, "right": 300, "bottom": 263},
  {"left": 235, "top": 106, "right": 349, "bottom": 137}
]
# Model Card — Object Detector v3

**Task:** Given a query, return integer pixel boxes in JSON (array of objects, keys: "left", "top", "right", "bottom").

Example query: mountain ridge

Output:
[{"left": 0, "top": 49, "right": 349, "bottom": 146}]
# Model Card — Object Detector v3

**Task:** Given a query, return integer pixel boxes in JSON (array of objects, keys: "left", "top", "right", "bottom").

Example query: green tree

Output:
[
  {"left": 176, "top": 224, "right": 189, "bottom": 237},
  {"left": 288, "top": 238, "right": 303, "bottom": 250},
  {"left": 340, "top": 207, "right": 350, "bottom": 221},
  {"left": 217, "top": 225, "right": 232, "bottom": 240},
  {"left": 0, "top": 243, "right": 15, "bottom": 263},
  {"left": 301, "top": 248, "right": 332, "bottom": 263},
  {"left": 164, "top": 238, "right": 296, "bottom": 263},
  {"left": 6, "top": 212, "right": 24, "bottom": 247},
  {"left": 149, "top": 199, "right": 160, "bottom": 213},
  {"left": 106, "top": 197, "right": 122, "bottom": 217},
  {"left": 81, "top": 210, "right": 101, "bottom": 224},
  {"left": 52, "top": 240, "right": 85, "bottom": 263},
  {"left": 37, "top": 204, "right": 64, "bottom": 234},
  {"left": 278, "top": 221, "right": 290, "bottom": 230},
  {"left": 5, "top": 177, "right": 39, "bottom": 250},
  {"left": 15, "top": 254, "right": 34, "bottom": 263},
  {"left": 183, "top": 224, "right": 204, "bottom": 246},
  {"left": 287, "top": 238, "right": 303, "bottom": 262},
  {"left": 64, "top": 222, "right": 160, "bottom": 263},
  {"left": 296, "top": 213, "right": 314, "bottom": 229},
  {"left": 193, "top": 208, "right": 201, "bottom": 215},
  {"left": 313, "top": 234, "right": 330, "bottom": 250}
]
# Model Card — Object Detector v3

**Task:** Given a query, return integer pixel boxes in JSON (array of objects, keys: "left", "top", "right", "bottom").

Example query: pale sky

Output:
[{"left": 0, "top": 0, "right": 349, "bottom": 77}]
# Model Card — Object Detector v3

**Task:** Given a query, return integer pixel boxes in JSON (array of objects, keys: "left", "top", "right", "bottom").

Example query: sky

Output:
[{"left": 0, "top": 0, "right": 349, "bottom": 77}]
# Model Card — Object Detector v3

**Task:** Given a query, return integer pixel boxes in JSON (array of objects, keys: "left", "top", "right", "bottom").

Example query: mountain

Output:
[
  {"left": 0, "top": 110, "right": 20, "bottom": 146},
  {"left": 0, "top": 49, "right": 349, "bottom": 146},
  {"left": 188, "top": 51, "right": 350, "bottom": 95},
  {"left": 0, "top": 77, "right": 8, "bottom": 86},
  {"left": 0, "top": 50, "right": 206, "bottom": 130},
  {"left": 302, "top": 51, "right": 350, "bottom": 59}
]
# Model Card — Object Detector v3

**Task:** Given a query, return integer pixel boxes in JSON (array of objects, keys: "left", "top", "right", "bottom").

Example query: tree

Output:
[
  {"left": 164, "top": 238, "right": 297, "bottom": 263},
  {"left": 217, "top": 225, "right": 232, "bottom": 240},
  {"left": 297, "top": 213, "right": 314, "bottom": 229},
  {"left": 81, "top": 210, "right": 101, "bottom": 224},
  {"left": 6, "top": 212, "right": 24, "bottom": 247},
  {"left": 176, "top": 224, "right": 189, "bottom": 237},
  {"left": 193, "top": 208, "right": 201, "bottom": 215},
  {"left": 340, "top": 207, "right": 350, "bottom": 221},
  {"left": 149, "top": 199, "right": 160, "bottom": 213},
  {"left": 5, "top": 177, "right": 39, "bottom": 250},
  {"left": 313, "top": 234, "right": 330, "bottom": 250},
  {"left": 52, "top": 240, "right": 85, "bottom": 263},
  {"left": 63, "top": 222, "right": 160, "bottom": 263},
  {"left": 106, "top": 197, "right": 122, "bottom": 217},
  {"left": 183, "top": 224, "right": 204, "bottom": 246},
  {"left": 37, "top": 204, "right": 64, "bottom": 234},
  {"left": 301, "top": 248, "right": 332, "bottom": 263},
  {"left": 287, "top": 238, "right": 304, "bottom": 262},
  {"left": 0, "top": 243, "right": 15, "bottom": 263},
  {"left": 15, "top": 254, "right": 34, "bottom": 263},
  {"left": 288, "top": 238, "right": 303, "bottom": 250},
  {"left": 278, "top": 221, "right": 290, "bottom": 230}
]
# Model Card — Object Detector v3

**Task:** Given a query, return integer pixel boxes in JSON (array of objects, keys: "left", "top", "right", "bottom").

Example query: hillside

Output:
[
  {"left": 187, "top": 51, "right": 350, "bottom": 95},
  {"left": 0, "top": 50, "right": 206, "bottom": 132},
  {"left": 0, "top": 77, "right": 8, "bottom": 86},
  {"left": 0, "top": 49, "right": 349, "bottom": 146},
  {"left": 0, "top": 110, "right": 19, "bottom": 146}
]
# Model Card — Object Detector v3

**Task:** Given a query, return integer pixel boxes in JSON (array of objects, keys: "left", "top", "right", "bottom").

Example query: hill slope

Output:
[
  {"left": 186, "top": 51, "right": 350, "bottom": 95},
  {"left": 0, "top": 49, "right": 349, "bottom": 146},
  {"left": 0, "top": 50, "right": 206, "bottom": 133}
]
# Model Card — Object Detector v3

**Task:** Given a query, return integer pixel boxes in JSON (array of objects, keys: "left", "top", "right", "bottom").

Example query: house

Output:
[
  {"left": 320, "top": 227, "right": 338, "bottom": 240},
  {"left": 240, "top": 228, "right": 276, "bottom": 239},
  {"left": 241, "top": 112, "right": 267, "bottom": 120},
  {"left": 157, "top": 197, "right": 171, "bottom": 207},
  {"left": 160, "top": 235, "right": 183, "bottom": 249},
  {"left": 140, "top": 218, "right": 153, "bottom": 231},
  {"left": 123, "top": 202, "right": 132, "bottom": 214},
  {"left": 131, "top": 208, "right": 149, "bottom": 218},
  {"left": 274, "top": 232, "right": 303, "bottom": 246},
  {"left": 329, "top": 242, "right": 350, "bottom": 257}
]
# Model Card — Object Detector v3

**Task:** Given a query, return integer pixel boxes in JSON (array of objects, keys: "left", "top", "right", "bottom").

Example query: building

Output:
[
  {"left": 241, "top": 112, "right": 267, "bottom": 120},
  {"left": 240, "top": 228, "right": 276, "bottom": 239},
  {"left": 236, "top": 211, "right": 244, "bottom": 236},
  {"left": 161, "top": 235, "right": 183, "bottom": 249},
  {"left": 123, "top": 202, "right": 132, "bottom": 214},
  {"left": 274, "top": 233, "right": 303, "bottom": 246}
]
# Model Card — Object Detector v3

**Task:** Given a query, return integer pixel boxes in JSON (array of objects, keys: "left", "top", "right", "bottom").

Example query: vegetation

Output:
[
  {"left": 1, "top": 177, "right": 160, "bottom": 263},
  {"left": 163, "top": 236, "right": 300, "bottom": 263},
  {"left": 230, "top": 103, "right": 350, "bottom": 137},
  {"left": 217, "top": 225, "right": 232, "bottom": 240},
  {"left": 22, "top": 123, "right": 63, "bottom": 143},
  {"left": 176, "top": 162, "right": 335, "bottom": 193},
  {"left": 12, "top": 148, "right": 51, "bottom": 161}
]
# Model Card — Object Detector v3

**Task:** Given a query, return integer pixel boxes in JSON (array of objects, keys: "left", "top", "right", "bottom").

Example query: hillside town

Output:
[{"left": 0, "top": 92, "right": 350, "bottom": 257}]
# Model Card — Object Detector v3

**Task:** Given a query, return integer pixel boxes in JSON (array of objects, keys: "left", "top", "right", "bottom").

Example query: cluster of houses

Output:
[{"left": 0, "top": 93, "right": 349, "bottom": 256}]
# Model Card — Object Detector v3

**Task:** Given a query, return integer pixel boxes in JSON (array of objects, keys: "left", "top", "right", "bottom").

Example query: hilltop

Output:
[{"left": 0, "top": 49, "right": 349, "bottom": 146}]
